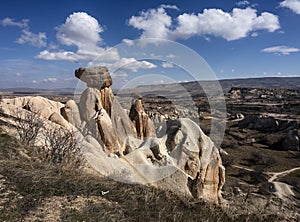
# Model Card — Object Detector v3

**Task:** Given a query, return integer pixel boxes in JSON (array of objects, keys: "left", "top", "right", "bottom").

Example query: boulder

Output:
[{"left": 75, "top": 66, "right": 112, "bottom": 89}]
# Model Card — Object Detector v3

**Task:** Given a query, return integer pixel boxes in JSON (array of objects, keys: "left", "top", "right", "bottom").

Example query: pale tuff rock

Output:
[
  {"left": 111, "top": 99, "right": 137, "bottom": 152},
  {"left": 49, "top": 112, "right": 71, "bottom": 129},
  {"left": 164, "top": 119, "right": 225, "bottom": 203},
  {"left": 129, "top": 98, "right": 156, "bottom": 139},
  {"left": 1, "top": 96, "right": 64, "bottom": 120},
  {"left": 95, "top": 108, "right": 122, "bottom": 155},
  {"left": 0, "top": 66, "right": 226, "bottom": 204},
  {"left": 61, "top": 100, "right": 82, "bottom": 128},
  {"left": 78, "top": 87, "right": 102, "bottom": 138}
]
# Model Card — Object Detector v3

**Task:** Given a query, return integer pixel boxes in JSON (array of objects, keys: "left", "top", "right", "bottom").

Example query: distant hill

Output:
[
  {"left": 218, "top": 77, "right": 300, "bottom": 92},
  {"left": 1, "top": 77, "right": 299, "bottom": 96}
]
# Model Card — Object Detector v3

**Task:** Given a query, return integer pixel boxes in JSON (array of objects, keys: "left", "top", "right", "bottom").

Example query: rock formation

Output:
[
  {"left": 74, "top": 66, "right": 225, "bottom": 203},
  {"left": 61, "top": 100, "right": 81, "bottom": 128},
  {"left": 75, "top": 66, "right": 112, "bottom": 89},
  {"left": 129, "top": 98, "right": 156, "bottom": 139},
  {"left": 0, "top": 66, "right": 226, "bottom": 204}
]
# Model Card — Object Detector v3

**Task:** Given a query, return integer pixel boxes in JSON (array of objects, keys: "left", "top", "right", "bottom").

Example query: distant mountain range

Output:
[{"left": 1, "top": 77, "right": 299, "bottom": 95}]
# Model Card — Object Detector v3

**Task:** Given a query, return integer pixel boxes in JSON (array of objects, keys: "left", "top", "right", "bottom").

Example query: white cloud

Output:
[
  {"left": 48, "top": 42, "right": 59, "bottom": 50},
  {"left": 109, "top": 57, "right": 157, "bottom": 72},
  {"left": 160, "top": 4, "right": 179, "bottom": 10},
  {"left": 128, "top": 6, "right": 280, "bottom": 41},
  {"left": 56, "top": 12, "right": 103, "bottom": 49},
  {"left": 1, "top": 17, "right": 46, "bottom": 48},
  {"left": 42, "top": 77, "right": 57, "bottom": 83},
  {"left": 36, "top": 47, "right": 119, "bottom": 61},
  {"left": 122, "top": 38, "right": 134, "bottom": 46},
  {"left": 16, "top": 29, "right": 47, "bottom": 47},
  {"left": 37, "top": 12, "right": 119, "bottom": 62},
  {"left": 261, "top": 45, "right": 300, "bottom": 55},
  {"left": 236, "top": 1, "right": 250, "bottom": 6},
  {"left": 161, "top": 62, "right": 174, "bottom": 68},
  {"left": 280, "top": 0, "right": 300, "bottom": 14},
  {"left": 32, "top": 80, "right": 37, "bottom": 84},
  {"left": 0, "top": 17, "right": 29, "bottom": 28},
  {"left": 128, "top": 6, "right": 172, "bottom": 39},
  {"left": 172, "top": 8, "right": 280, "bottom": 41}
]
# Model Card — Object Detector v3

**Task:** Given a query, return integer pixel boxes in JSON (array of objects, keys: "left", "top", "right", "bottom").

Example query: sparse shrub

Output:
[
  {"left": 42, "top": 127, "right": 82, "bottom": 167},
  {"left": 14, "top": 109, "right": 44, "bottom": 146}
]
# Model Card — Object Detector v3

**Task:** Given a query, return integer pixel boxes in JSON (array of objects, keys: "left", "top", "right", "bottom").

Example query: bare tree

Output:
[{"left": 15, "top": 109, "right": 45, "bottom": 146}]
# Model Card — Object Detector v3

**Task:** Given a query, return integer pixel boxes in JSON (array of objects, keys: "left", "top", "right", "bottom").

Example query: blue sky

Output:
[{"left": 0, "top": 0, "right": 300, "bottom": 89}]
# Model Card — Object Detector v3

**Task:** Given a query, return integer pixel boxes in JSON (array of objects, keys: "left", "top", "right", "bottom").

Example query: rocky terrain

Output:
[{"left": 0, "top": 73, "right": 299, "bottom": 221}]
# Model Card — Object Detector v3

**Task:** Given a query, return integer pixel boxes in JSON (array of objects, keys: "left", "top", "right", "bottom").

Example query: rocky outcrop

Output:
[
  {"left": 129, "top": 98, "right": 156, "bottom": 139},
  {"left": 164, "top": 119, "right": 225, "bottom": 202},
  {"left": 237, "top": 114, "right": 299, "bottom": 151},
  {"left": 238, "top": 115, "right": 279, "bottom": 132}
]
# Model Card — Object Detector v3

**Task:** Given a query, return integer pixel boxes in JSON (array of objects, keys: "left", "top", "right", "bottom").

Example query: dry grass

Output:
[{"left": 0, "top": 130, "right": 291, "bottom": 221}]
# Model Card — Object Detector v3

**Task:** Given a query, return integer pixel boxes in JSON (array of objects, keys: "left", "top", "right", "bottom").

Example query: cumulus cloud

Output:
[
  {"left": 261, "top": 45, "right": 300, "bottom": 55},
  {"left": 280, "top": 0, "right": 300, "bottom": 14},
  {"left": 172, "top": 8, "right": 280, "bottom": 41},
  {"left": 0, "top": 17, "right": 29, "bottom": 28},
  {"left": 128, "top": 6, "right": 280, "bottom": 41},
  {"left": 37, "top": 12, "right": 119, "bottom": 61},
  {"left": 16, "top": 29, "right": 47, "bottom": 47},
  {"left": 128, "top": 6, "right": 172, "bottom": 39},
  {"left": 161, "top": 62, "right": 174, "bottom": 68},
  {"left": 56, "top": 12, "right": 103, "bottom": 49}
]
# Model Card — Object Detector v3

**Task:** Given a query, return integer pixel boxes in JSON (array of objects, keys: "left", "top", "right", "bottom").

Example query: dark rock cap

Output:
[{"left": 75, "top": 66, "right": 112, "bottom": 88}]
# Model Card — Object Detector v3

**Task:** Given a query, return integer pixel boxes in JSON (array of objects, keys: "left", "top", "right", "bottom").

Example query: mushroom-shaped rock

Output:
[{"left": 75, "top": 66, "right": 112, "bottom": 89}]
